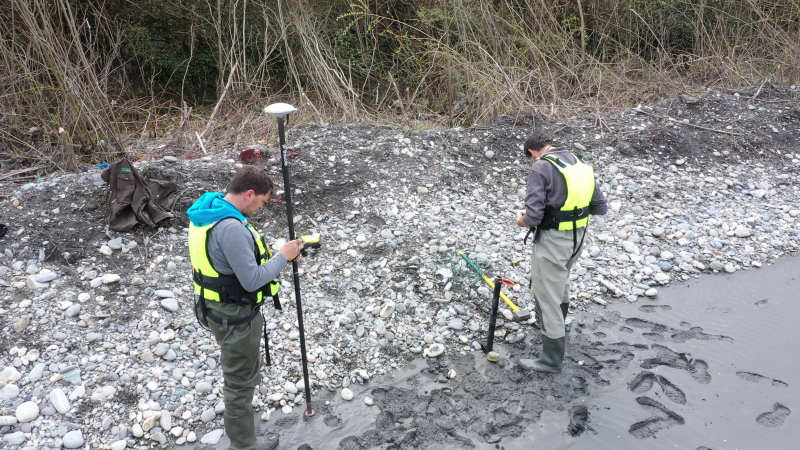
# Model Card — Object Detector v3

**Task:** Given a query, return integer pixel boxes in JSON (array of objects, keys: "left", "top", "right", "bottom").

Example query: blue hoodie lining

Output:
[{"left": 187, "top": 192, "right": 247, "bottom": 227}]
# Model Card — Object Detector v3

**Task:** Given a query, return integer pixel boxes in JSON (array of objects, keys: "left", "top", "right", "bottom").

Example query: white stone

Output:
[
  {"left": 0, "top": 367, "right": 22, "bottom": 383},
  {"left": 200, "top": 429, "right": 224, "bottom": 444},
  {"left": 68, "top": 385, "right": 85, "bottom": 400},
  {"left": 2, "top": 431, "right": 24, "bottom": 445},
  {"left": 195, "top": 381, "right": 213, "bottom": 393},
  {"left": 341, "top": 388, "right": 354, "bottom": 401},
  {"left": 99, "top": 245, "right": 113, "bottom": 256},
  {"left": 0, "top": 416, "right": 17, "bottom": 426},
  {"left": 364, "top": 397, "right": 374, "bottom": 406},
  {"left": 0, "top": 384, "right": 19, "bottom": 400},
  {"left": 62, "top": 430, "right": 84, "bottom": 448},
  {"left": 49, "top": 388, "right": 71, "bottom": 414},
  {"left": 102, "top": 273, "right": 121, "bottom": 284},
  {"left": 379, "top": 301, "right": 396, "bottom": 318},
  {"left": 15, "top": 401, "right": 39, "bottom": 422},
  {"left": 160, "top": 410, "right": 172, "bottom": 431},
  {"left": 281, "top": 405, "right": 293, "bottom": 414},
  {"left": 161, "top": 298, "right": 179, "bottom": 312},
  {"left": 284, "top": 381, "right": 298, "bottom": 394},
  {"left": 425, "top": 343, "right": 445, "bottom": 358}
]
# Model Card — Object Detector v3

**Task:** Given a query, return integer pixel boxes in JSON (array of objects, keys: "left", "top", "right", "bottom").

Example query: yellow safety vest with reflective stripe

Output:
[
  {"left": 188, "top": 218, "right": 280, "bottom": 303},
  {"left": 540, "top": 154, "right": 595, "bottom": 230}
]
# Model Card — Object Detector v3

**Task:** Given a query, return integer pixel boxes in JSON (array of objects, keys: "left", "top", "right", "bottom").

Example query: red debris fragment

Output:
[{"left": 240, "top": 148, "right": 262, "bottom": 162}]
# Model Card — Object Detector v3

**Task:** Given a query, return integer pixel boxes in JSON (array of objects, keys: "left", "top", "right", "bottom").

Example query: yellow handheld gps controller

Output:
[{"left": 291, "top": 234, "right": 321, "bottom": 260}]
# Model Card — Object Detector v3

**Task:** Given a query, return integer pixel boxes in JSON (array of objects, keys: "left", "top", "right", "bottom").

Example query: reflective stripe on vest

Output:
[
  {"left": 188, "top": 218, "right": 280, "bottom": 303},
  {"left": 541, "top": 154, "right": 595, "bottom": 230}
]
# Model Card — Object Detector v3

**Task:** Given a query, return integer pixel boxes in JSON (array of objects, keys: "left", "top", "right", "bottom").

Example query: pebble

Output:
[
  {"left": 13, "top": 318, "right": 30, "bottom": 333},
  {"left": 200, "top": 429, "right": 224, "bottom": 444},
  {"left": 0, "top": 367, "right": 21, "bottom": 383},
  {"left": 201, "top": 409, "right": 216, "bottom": 422},
  {"left": 161, "top": 298, "right": 179, "bottom": 312},
  {"left": 341, "top": 388, "right": 354, "bottom": 400},
  {"left": 0, "top": 384, "right": 19, "bottom": 400},
  {"left": 62, "top": 430, "right": 84, "bottom": 448},
  {"left": 364, "top": 397, "right": 374, "bottom": 406},
  {"left": 3, "top": 431, "right": 25, "bottom": 445},
  {"left": 448, "top": 318, "right": 464, "bottom": 331},
  {"left": 16, "top": 401, "right": 39, "bottom": 422},
  {"left": 49, "top": 388, "right": 70, "bottom": 413},
  {"left": 425, "top": 343, "right": 445, "bottom": 357},
  {"left": 102, "top": 273, "right": 120, "bottom": 284}
]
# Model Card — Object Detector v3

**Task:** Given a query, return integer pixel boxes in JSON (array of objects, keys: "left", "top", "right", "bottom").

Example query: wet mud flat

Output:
[{"left": 200, "top": 256, "right": 799, "bottom": 450}]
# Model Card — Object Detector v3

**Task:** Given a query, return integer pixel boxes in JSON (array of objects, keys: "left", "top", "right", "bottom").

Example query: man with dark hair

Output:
[
  {"left": 228, "top": 166, "right": 275, "bottom": 197},
  {"left": 187, "top": 166, "right": 303, "bottom": 450},
  {"left": 516, "top": 133, "right": 607, "bottom": 373}
]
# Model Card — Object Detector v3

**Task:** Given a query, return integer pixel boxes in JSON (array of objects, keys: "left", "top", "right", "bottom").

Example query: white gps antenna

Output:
[{"left": 264, "top": 102, "right": 296, "bottom": 118}]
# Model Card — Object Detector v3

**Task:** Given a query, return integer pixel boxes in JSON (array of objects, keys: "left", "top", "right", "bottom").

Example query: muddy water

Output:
[
  {"left": 503, "top": 255, "right": 800, "bottom": 450},
  {"left": 199, "top": 256, "right": 799, "bottom": 449}
]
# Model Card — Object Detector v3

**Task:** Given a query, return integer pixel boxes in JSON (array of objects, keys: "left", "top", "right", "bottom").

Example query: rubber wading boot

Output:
[
  {"left": 226, "top": 412, "right": 279, "bottom": 450},
  {"left": 526, "top": 335, "right": 566, "bottom": 373},
  {"left": 229, "top": 436, "right": 279, "bottom": 450}
]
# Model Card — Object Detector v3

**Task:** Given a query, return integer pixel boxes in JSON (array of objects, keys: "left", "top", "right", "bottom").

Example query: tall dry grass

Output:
[{"left": 1, "top": 0, "right": 799, "bottom": 169}]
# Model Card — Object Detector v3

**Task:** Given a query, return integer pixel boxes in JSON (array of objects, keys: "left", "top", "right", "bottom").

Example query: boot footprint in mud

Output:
[
  {"left": 567, "top": 405, "right": 592, "bottom": 437},
  {"left": 756, "top": 403, "right": 791, "bottom": 427},
  {"left": 627, "top": 371, "right": 655, "bottom": 393},
  {"left": 641, "top": 345, "right": 712, "bottom": 384},
  {"left": 638, "top": 305, "right": 673, "bottom": 313},
  {"left": 736, "top": 371, "right": 788, "bottom": 388},
  {"left": 654, "top": 375, "right": 687, "bottom": 405},
  {"left": 688, "top": 359, "right": 711, "bottom": 384},
  {"left": 628, "top": 397, "right": 685, "bottom": 439}
]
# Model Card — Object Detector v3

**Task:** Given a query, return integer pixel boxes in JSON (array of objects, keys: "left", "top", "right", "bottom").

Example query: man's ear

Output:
[{"left": 244, "top": 189, "right": 256, "bottom": 200}]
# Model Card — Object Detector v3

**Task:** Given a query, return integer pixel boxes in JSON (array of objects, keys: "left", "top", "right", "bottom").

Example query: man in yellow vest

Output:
[
  {"left": 515, "top": 133, "right": 607, "bottom": 373},
  {"left": 187, "top": 166, "right": 303, "bottom": 450}
]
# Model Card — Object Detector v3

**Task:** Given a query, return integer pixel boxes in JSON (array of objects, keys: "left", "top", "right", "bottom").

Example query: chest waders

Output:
[
  {"left": 189, "top": 218, "right": 282, "bottom": 365},
  {"left": 524, "top": 153, "right": 596, "bottom": 261}
]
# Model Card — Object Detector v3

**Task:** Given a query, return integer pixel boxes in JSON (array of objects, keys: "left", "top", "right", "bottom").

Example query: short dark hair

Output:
[
  {"left": 228, "top": 166, "right": 274, "bottom": 195},
  {"left": 523, "top": 133, "right": 555, "bottom": 157}
]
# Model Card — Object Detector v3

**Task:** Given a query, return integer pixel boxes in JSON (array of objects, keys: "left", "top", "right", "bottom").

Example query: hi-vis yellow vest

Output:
[
  {"left": 188, "top": 218, "right": 279, "bottom": 303},
  {"left": 540, "top": 154, "right": 595, "bottom": 230}
]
